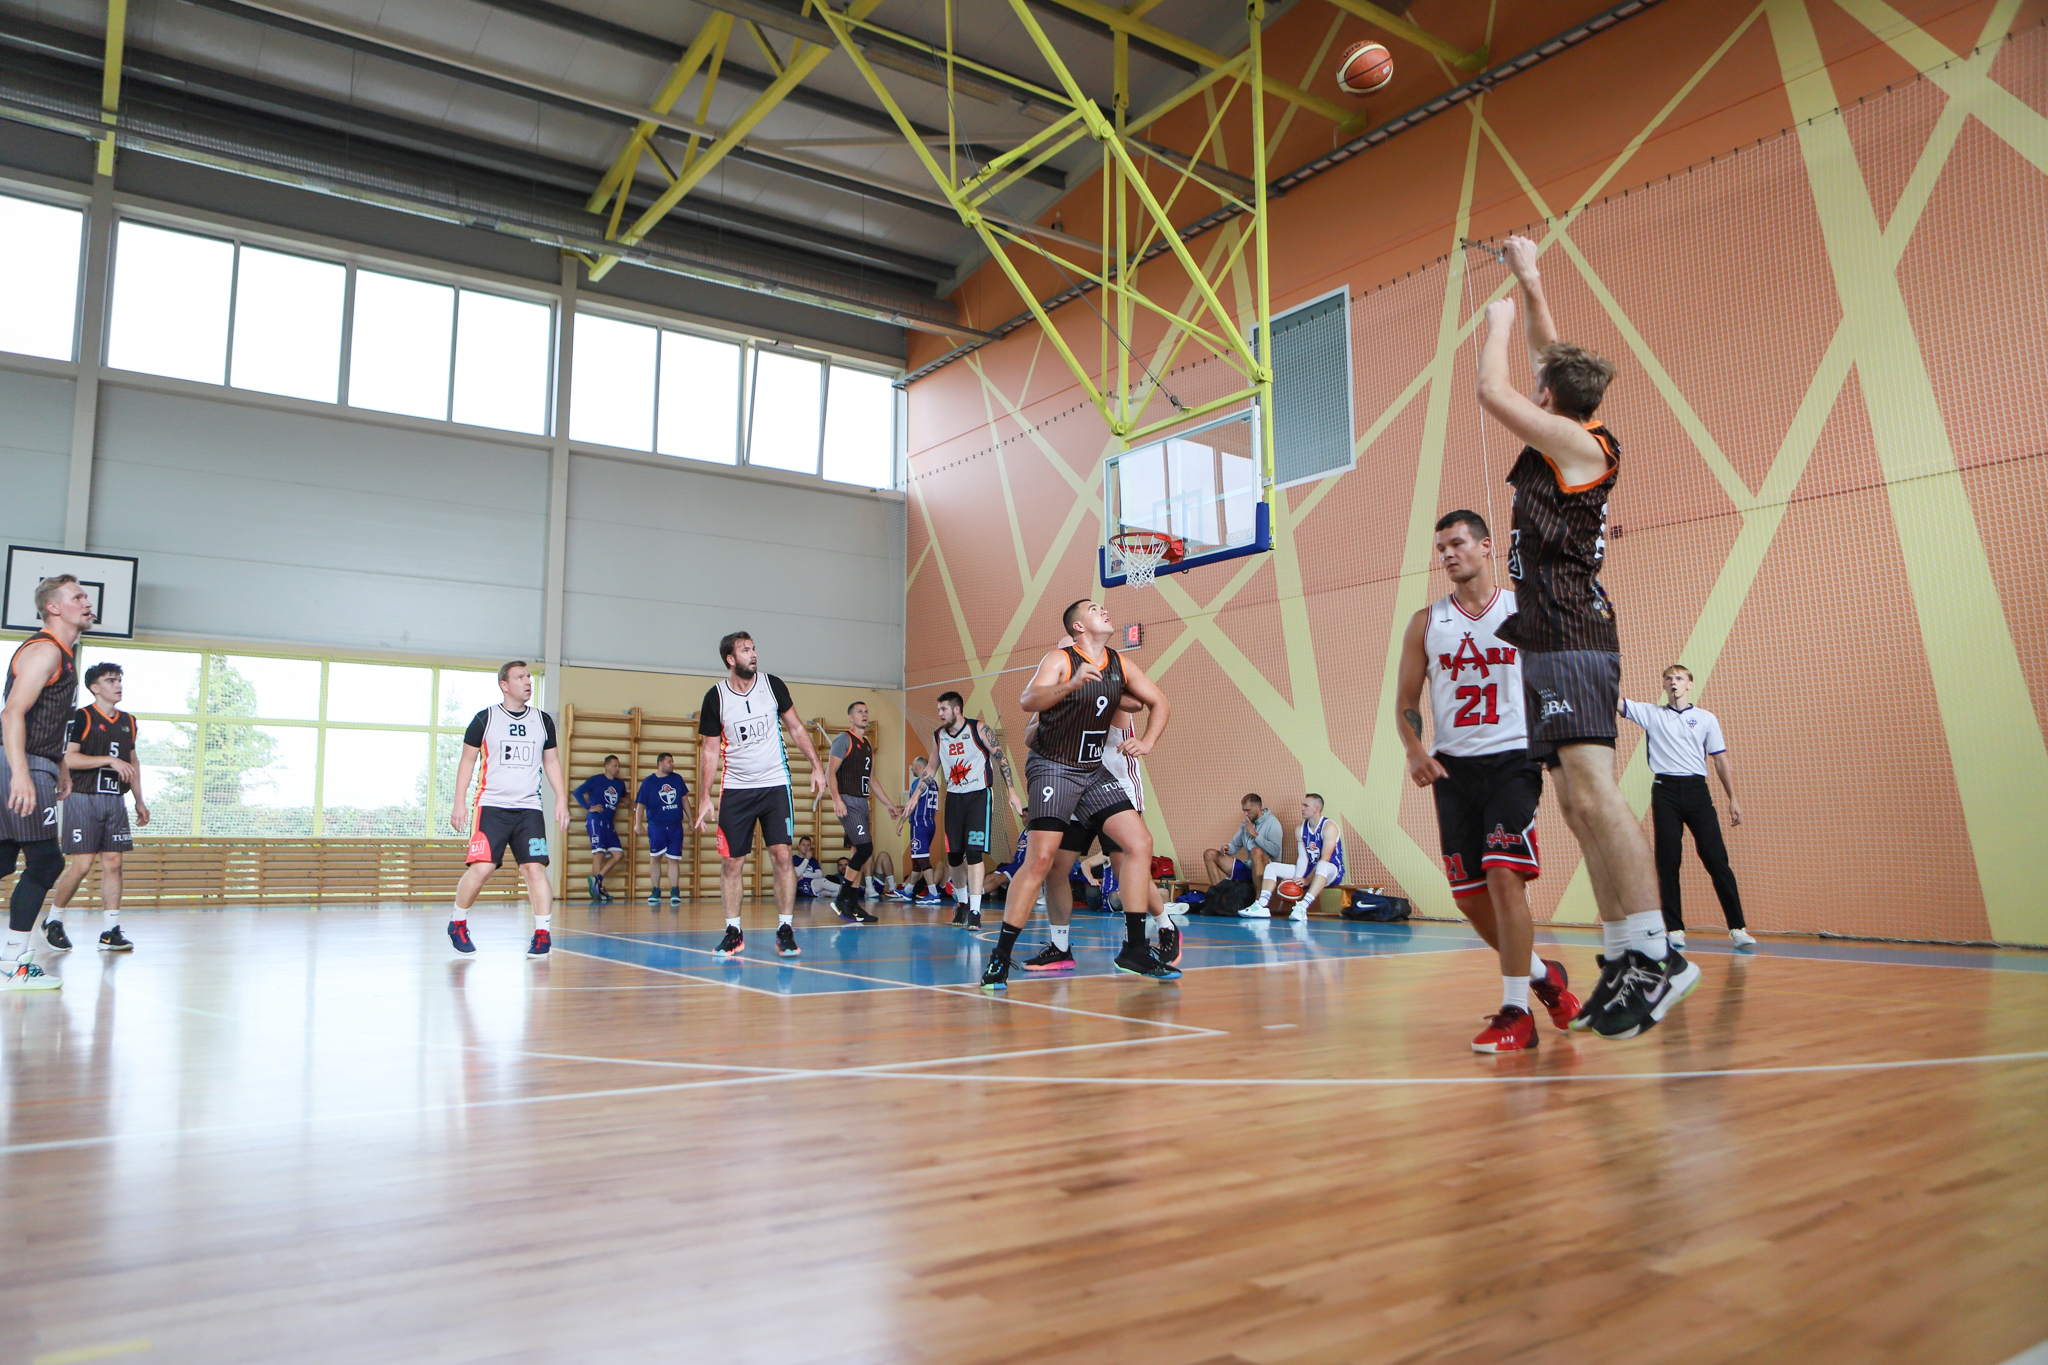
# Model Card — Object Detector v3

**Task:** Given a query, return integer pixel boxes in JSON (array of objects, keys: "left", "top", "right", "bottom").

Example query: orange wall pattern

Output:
[{"left": 902, "top": 0, "right": 2048, "bottom": 945}]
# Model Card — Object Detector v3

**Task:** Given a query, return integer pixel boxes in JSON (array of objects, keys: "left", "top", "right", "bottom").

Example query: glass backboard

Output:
[{"left": 1101, "top": 407, "right": 1271, "bottom": 587}]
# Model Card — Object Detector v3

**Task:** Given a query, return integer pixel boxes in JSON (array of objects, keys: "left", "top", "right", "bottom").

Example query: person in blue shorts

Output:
[
  {"left": 894, "top": 755, "right": 944, "bottom": 904},
  {"left": 572, "top": 754, "right": 630, "bottom": 902},
  {"left": 635, "top": 752, "right": 690, "bottom": 908}
]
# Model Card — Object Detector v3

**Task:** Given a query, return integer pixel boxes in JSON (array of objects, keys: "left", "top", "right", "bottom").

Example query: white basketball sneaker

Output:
[{"left": 1730, "top": 928, "right": 1758, "bottom": 950}]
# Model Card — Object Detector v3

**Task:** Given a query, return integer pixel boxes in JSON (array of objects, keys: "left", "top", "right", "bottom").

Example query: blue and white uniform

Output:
[
  {"left": 794, "top": 853, "right": 832, "bottom": 899},
  {"left": 637, "top": 770, "right": 690, "bottom": 860},
  {"left": 906, "top": 774, "right": 939, "bottom": 859},
  {"left": 574, "top": 773, "right": 628, "bottom": 854},
  {"left": 1291, "top": 814, "right": 1345, "bottom": 886},
  {"left": 996, "top": 830, "right": 1029, "bottom": 878}
]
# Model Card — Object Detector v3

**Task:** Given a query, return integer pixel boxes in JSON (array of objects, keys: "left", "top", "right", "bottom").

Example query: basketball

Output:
[
  {"left": 1336, "top": 41, "right": 1394, "bottom": 96},
  {"left": 1277, "top": 879, "right": 1307, "bottom": 901}
]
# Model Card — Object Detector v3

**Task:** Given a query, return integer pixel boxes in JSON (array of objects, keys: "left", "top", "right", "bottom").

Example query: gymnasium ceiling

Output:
[{"left": 0, "top": 0, "right": 1511, "bottom": 338}]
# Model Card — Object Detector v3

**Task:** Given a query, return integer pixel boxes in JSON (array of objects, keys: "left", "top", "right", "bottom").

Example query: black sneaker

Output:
[
  {"left": 1022, "top": 943, "right": 1076, "bottom": 972},
  {"left": 852, "top": 906, "right": 880, "bottom": 924},
  {"left": 980, "top": 953, "right": 1011, "bottom": 991},
  {"left": 98, "top": 926, "right": 134, "bottom": 952},
  {"left": 775, "top": 923, "right": 802, "bottom": 957},
  {"left": 950, "top": 904, "right": 970, "bottom": 927},
  {"left": 1156, "top": 924, "right": 1181, "bottom": 967},
  {"left": 1589, "top": 949, "right": 1702, "bottom": 1040},
  {"left": 448, "top": 921, "right": 476, "bottom": 955},
  {"left": 670, "top": 890, "right": 683, "bottom": 906},
  {"left": 1113, "top": 946, "right": 1182, "bottom": 980},
  {"left": 43, "top": 919, "right": 72, "bottom": 952},
  {"left": 647, "top": 892, "right": 662, "bottom": 907},
  {"left": 527, "top": 929, "right": 551, "bottom": 958},
  {"left": 833, "top": 887, "right": 862, "bottom": 923},
  {"left": 714, "top": 925, "right": 745, "bottom": 957},
  {"left": 967, "top": 910, "right": 982, "bottom": 931},
  {"left": 1568, "top": 952, "right": 1626, "bottom": 1032}
]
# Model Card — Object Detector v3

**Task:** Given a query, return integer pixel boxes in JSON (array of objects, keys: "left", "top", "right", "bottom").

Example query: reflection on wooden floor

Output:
[{"left": 5, "top": 901, "right": 2046, "bottom": 1365}]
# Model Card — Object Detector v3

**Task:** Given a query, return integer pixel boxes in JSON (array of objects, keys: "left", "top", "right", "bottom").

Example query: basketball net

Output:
[{"left": 1116, "top": 536, "right": 1171, "bottom": 588}]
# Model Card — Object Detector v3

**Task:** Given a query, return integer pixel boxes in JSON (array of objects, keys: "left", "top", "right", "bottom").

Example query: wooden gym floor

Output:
[{"left": 4, "top": 901, "right": 2046, "bottom": 1365}]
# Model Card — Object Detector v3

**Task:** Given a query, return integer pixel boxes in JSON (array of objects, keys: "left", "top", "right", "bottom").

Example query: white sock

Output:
[
  {"left": 1626, "top": 910, "right": 1668, "bottom": 960},
  {"left": 726, "top": 915, "right": 742, "bottom": 928},
  {"left": 1050, "top": 924, "right": 1070, "bottom": 950},
  {"left": 970, "top": 893, "right": 982, "bottom": 915},
  {"left": 1255, "top": 884, "right": 1274, "bottom": 907},
  {"left": 451, "top": 906, "right": 468, "bottom": 925},
  {"left": 1529, "top": 953, "right": 1547, "bottom": 981},
  {"left": 1601, "top": 920, "right": 1628, "bottom": 956},
  {"left": 5, "top": 932, "right": 26, "bottom": 961},
  {"left": 779, "top": 912, "right": 793, "bottom": 926},
  {"left": 1502, "top": 976, "right": 1531, "bottom": 1011},
  {"left": 45, "top": 905, "right": 62, "bottom": 923},
  {"left": 534, "top": 914, "right": 550, "bottom": 931}
]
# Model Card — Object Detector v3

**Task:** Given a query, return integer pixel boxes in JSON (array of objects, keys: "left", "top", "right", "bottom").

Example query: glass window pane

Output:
[
  {"left": 348, "top": 271, "right": 453, "bottom": 419},
  {"left": 197, "top": 723, "right": 318, "bottom": 836},
  {"left": 657, "top": 332, "right": 740, "bottom": 463},
  {"left": 320, "top": 730, "right": 429, "bottom": 836},
  {"left": 0, "top": 194, "right": 83, "bottom": 360},
  {"left": 134, "top": 716, "right": 192, "bottom": 836},
  {"left": 106, "top": 222, "right": 234, "bottom": 383},
  {"left": 76, "top": 647, "right": 200, "bottom": 716},
  {"left": 570, "top": 313, "right": 656, "bottom": 450},
  {"left": 437, "top": 670, "right": 502, "bottom": 729},
  {"left": 325, "top": 662, "right": 433, "bottom": 725},
  {"left": 205, "top": 655, "right": 322, "bottom": 720},
  {"left": 822, "top": 366, "right": 896, "bottom": 487},
  {"left": 433, "top": 732, "right": 466, "bottom": 838},
  {"left": 452, "top": 290, "right": 552, "bottom": 434},
  {"left": 230, "top": 247, "right": 345, "bottom": 403},
  {"left": 748, "top": 351, "right": 821, "bottom": 473}
]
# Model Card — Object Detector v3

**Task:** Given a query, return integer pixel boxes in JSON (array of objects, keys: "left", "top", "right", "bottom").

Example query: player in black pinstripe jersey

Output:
[{"left": 1477, "top": 233, "right": 1699, "bottom": 1040}]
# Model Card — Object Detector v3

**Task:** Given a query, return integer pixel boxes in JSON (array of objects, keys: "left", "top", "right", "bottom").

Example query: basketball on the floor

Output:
[{"left": 1336, "top": 41, "right": 1394, "bottom": 95}]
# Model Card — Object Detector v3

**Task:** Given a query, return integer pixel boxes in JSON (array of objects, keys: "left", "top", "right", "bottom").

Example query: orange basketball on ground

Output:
[{"left": 1336, "top": 41, "right": 1394, "bottom": 96}]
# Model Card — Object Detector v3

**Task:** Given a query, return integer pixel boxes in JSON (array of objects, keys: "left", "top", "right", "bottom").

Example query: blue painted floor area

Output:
[
  {"left": 559, "top": 916, "right": 1489, "bottom": 994},
  {"left": 560, "top": 914, "right": 2048, "bottom": 994}
]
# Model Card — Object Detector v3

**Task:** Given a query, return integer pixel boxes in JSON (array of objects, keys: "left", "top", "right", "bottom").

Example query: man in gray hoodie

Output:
[{"left": 1201, "top": 793, "right": 1283, "bottom": 887}]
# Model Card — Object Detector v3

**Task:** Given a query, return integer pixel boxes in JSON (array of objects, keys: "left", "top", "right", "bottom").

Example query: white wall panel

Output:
[
  {"left": 565, "top": 454, "right": 904, "bottom": 686},
  {"left": 91, "top": 386, "right": 548, "bottom": 657},
  {"left": 0, "top": 369, "right": 75, "bottom": 549}
]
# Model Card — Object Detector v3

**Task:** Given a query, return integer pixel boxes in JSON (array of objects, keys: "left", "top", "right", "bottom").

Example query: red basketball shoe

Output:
[
  {"left": 1472, "top": 1005, "right": 1537, "bottom": 1053},
  {"left": 1530, "top": 959, "right": 1581, "bottom": 1030}
]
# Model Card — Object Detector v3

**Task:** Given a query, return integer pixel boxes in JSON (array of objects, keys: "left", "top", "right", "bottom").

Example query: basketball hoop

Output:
[{"left": 1110, "top": 531, "right": 1183, "bottom": 587}]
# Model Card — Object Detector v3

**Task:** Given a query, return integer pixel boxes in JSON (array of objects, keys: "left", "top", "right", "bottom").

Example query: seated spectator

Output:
[
  {"left": 1201, "top": 794, "right": 1282, "bottom": 887},
  {"left": 1248, "top": 792, "right": 1346, "bottom": 920},
  {"left": 983, "top": 829, "right": 1029, "bottom": 900},
  {"left": 793, "top": 837, "right": 831, "bottom": 899}
]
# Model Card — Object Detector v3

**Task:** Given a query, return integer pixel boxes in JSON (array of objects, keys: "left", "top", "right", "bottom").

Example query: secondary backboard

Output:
[
  {"left": 1100, "top": 408, "right": 1272, "bottom": 588},
  {"left": 4, "top": 546, "right": 139, "bottom": 638}
]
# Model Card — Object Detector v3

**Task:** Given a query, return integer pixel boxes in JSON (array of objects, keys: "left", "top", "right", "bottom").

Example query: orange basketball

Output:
[
  {"left": 1277, "top": 879, "right": 1307, "bottom": 901},
  {"left": 1336, "top": 41, "right": 1394, "bottom": 96}
]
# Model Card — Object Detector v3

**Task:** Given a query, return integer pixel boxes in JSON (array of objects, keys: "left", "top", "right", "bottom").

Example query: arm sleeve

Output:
[
  {"left": 770, "top": 674, "right": 795, "bottom": 715},
  {"left": 1256, "top": 814, "right": 1284, "bottom": 858},
  {"left": 66, "top": 708, "right": 87, "bottom": 747},
  {"left": 463, "top": 709, "right": 489, "bottom": 747},
  {"left": 697, "top": 688, "right": 722, "bottom": 737},
  {"left": 636, "top": 776, "right": 654, "bottom": 807},
  {"left": 1618, "top": 699, "right": 1648, "bottom": 727},
  {"left": 1292, "top": 826, "right": 1312, "bottom": 879},
  {"left": 573, "top": 776, "right": 596, "bottom": 809},
  {"left": 541, "top": 712, "right": 557, "bottom": 749},
  {"left": 1703, "top": 713, "right": 1728, "bottom": 756},
  {"left": 830, "top": 734, "right": 850, "bottom": 760}
]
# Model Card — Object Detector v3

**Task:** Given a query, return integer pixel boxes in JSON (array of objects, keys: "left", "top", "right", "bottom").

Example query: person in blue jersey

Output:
[
  {"left": 573, "top": 754, "right": 630, "bottom": 903},
  {"left": 635, "top": 752, "right": 690, "bottom": 908},
  {"left": 893, "top": 754, "right": 944, "bottom": 905}
]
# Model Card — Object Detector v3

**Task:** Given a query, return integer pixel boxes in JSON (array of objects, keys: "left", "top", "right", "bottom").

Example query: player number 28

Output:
[{"left": 1453, "top": 684, "right": 1500, "bottom": 727}]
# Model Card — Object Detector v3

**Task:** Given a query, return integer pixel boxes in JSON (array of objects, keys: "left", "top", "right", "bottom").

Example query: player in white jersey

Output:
[
  {"left": 1396, "top": 511, "right": 1581, "bottom": 1052},
  {"left": 929, "top": 690, "right": 1022, "bottom": 929},
  {"left": 447, "top": 661, "right": 569, "bottom": 958},
  {"left": 694, "top": 631, "right": 826, "bottom": 959},
  {"left": 1248, "top": 794, "right": 1345, "bottom": 920}
]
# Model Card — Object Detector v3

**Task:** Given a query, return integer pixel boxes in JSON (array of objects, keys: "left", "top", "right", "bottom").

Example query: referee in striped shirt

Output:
[{"left": 1619, "top": 665, "right": 1755, "bottom": 951}]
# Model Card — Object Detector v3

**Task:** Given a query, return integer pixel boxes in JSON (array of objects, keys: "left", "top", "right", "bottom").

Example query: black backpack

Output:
[{"left": 1195, "top": 878, "right": 1258, "bottom": 916}]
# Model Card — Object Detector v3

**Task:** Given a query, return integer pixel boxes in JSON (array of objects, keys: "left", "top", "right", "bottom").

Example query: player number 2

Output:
[{"left": 1453, "top": 684, "right": 1500, "bottom": 727}]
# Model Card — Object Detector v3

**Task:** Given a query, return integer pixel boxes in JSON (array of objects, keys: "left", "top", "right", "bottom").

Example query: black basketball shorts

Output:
[
  {"left": 1432, "top": 749, "right": 1543, "bottom": 898},
  {"left": 0, "top": 752, "right": 59, "bottom": 844},
  {"left": 942, "top": 787, "right": 991, "bottom": 865},
  {"left": 1024, "top": 754, "right": 1133, "bottom": 834},
  {"left": 469, "top": 806, "right": 550, "bottom": 867},
  {"left": 718, "top": 784, "right": 794, "bottom": 858},
  {"left": 1522, "top": 649, "right": 1621, "bottom": 764}
]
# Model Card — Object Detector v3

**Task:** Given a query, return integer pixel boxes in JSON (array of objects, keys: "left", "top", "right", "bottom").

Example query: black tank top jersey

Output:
[
  {"left": 1029, "top": 647, "right": 1124, "bottom": 770},
  {"left": 836, "top": 732, "right": 872, "bottom": 797},
  {"left": 4, "top": 630, "right": 78, "bottom": 762},
  {"left": 69, "top": 705, "right": 137, "bottom": 795},
  {"left": 1497, "top": 421, "right": 1623, "bottom": 654}
]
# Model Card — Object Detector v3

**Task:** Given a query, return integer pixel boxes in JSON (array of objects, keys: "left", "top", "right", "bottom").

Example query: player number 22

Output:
[{"left": 1454, "top": 684, "right": 1500, "bottom": 727}]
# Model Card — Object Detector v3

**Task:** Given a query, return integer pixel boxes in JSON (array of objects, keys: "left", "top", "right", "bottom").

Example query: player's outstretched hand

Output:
[
  {"left": 1484, "top": 297, "right": 1516, "bottom": 333},
  {"left": 1503, "top": 234, "right": 1540, "bottom": 282},
  {"left": 1406, "top": 749, "right": 1448, "bottom": 788}
]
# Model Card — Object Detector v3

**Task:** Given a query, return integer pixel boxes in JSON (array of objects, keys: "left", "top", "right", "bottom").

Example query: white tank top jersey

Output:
[
  {"left": 1425, "top": 587, "right": 1529, "bottom": 758},
  {"left": 1103, "top": 725, "right": 1144, "bottom": 811},
  {"left": 934, "top": 721, "right": 991, "bottom": 793},
  {"left": 464, "top": 704, "right": 557, "bottom": 811},
  {"left": 699, "top": 673, "right": 796, "bottom": 791}
]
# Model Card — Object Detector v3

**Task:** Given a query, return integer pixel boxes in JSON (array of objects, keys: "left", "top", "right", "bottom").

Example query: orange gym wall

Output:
[{"left": 899, "top": 0, "right": 2048, "bottom": 946}]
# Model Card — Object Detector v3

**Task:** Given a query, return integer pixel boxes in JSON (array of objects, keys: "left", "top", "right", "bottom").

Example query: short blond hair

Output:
[
  {"left": 34, "top": 574, "right": 79, "bottom": 619},
  {"left": 1664, "top": 664, "right": 1693, "bottom": 681}
]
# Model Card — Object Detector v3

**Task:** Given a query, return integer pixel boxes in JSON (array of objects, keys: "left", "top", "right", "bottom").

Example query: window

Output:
[
  {"left": 657, "top": 332, "right": 740, "bottom": 464},
  {"left": 0, "top": 193, "right": 84, "bottom": 361},
  {"left": 230, "top": 246, "right": 346, "bottom": 403},
  {"left": 823, "top": 366, "right": 896, "bottom": 488},
  {"left": 107, "top": 222, "right": 235, "bottom": 383},
  {"left": 348, "top": 270, "right": 453, "bottom": 420},
  {"left": 77, "top": 645, "right": 523, "bottom": 839},
  {"left": 748, "top": 350, "right": 823, "bottom": 474},
  {"left": 570, "top": 313, "right": 657, "bottom": 451},
  {"left": 452, "top": 290, "right": 552, "bottom": 434}
]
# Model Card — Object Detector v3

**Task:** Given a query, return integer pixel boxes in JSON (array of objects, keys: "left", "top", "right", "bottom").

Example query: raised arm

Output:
[
  {"left": 1115, "top": 656, "right": 1170, "bottom": 757},
  {"left": 1395, "top": 608, "right": 1446, "bottom": 788},
  {"left": 1502, "top": 234, "right": 1558, "bottom": 376},
  {"left": 1477, "top": 297, "right": 1610, "bottom": 489}
]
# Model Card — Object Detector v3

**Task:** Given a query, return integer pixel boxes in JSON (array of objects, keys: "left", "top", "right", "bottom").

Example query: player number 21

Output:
[{"left": 1453, "top": 684, "right": 1500, "bottom": 727}]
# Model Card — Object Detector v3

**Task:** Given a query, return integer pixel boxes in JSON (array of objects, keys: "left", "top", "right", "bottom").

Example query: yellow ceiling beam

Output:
[
  {"left": 1320, "top": 0, "right": 1485, "bottom": 71},
  {"left": 585, "top": 14, "right": 732, "bottom": 215},
  {"left": 98, "top": 0, "right": 129, "bottom": 176}
]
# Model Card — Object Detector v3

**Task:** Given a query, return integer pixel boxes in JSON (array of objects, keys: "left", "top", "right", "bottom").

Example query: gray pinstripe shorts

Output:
[{"left": 1522, "top": 650, "right": 1621, "bottom": 765}]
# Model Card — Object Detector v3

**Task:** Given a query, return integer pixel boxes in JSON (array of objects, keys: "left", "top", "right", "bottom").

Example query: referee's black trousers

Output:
[{"left": 1650, "top": 774, "right": 1746, "bottom": 932}]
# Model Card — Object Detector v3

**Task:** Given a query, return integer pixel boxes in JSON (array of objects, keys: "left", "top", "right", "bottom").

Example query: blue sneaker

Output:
[
  {"left": 527, "top": 930, "right": 551, "bottom": 958},
  {"left": 448, "top": 921, "right": 476, "bottom": 955}
]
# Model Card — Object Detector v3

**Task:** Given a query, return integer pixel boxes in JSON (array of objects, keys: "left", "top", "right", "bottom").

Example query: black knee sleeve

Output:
[
  {"left": 9, "top": 840, "right": 61, "bottom": 932},
  {"left": 848, "top": 843, "right": 873, "bottom": 873}
]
